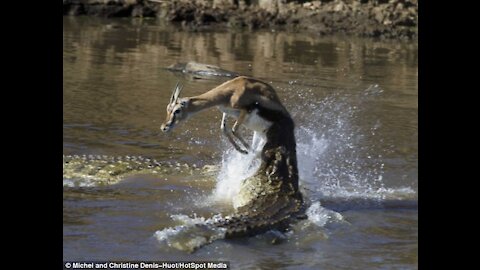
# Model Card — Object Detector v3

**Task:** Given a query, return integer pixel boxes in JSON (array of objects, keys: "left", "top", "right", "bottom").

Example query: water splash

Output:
[
  {"left": 154, "top": 84, "right": 416, "bottom": 249},
  {"left": 154, "top": 214, "right": 226, "bottom": 252},
  {"left": 306, "top": 201, "right": 345, "bottom": 227},
  {"left": 211, "top": 131, "right": 266, "bottom": 208},
  {"left": 297, "top": 85, "right": 416, "bottom": 201},
  {"left": 211, "top": 84, "right": 416, "bottom": 208}
]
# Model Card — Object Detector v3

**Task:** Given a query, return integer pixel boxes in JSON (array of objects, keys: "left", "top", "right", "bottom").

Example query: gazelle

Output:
[{"left": 160, "top": 76, "right": 290, "bottom": 154}]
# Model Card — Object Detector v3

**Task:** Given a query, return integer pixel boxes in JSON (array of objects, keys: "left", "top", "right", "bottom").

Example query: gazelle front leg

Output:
[
  {"left": 232, "top": 110, "right": 251, "bottom": 151},
  {"left": 221, "top": 113, "right": 248, "bottom": 155}
]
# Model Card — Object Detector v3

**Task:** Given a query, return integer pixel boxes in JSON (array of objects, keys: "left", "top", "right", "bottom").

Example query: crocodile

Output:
[
  {"left": 154, "top": 103, "right": 306, "bottom": 252},
  {"left": 63, "top": 111, "right": 305, "bottom": 251},
  {"left": 62, "top": 154, "right": 208, "bottom": 186},
  {"left": 165, "top": 61, "right": 239, "bottom": 80},
  {"left": 210, "top": 110, "right": 305, "bottom": 238}
]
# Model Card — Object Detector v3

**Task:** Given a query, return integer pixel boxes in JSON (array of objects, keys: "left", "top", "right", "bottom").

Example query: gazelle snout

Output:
[{"left": 160, "top": 122, "right": 172, "bottom": 132}]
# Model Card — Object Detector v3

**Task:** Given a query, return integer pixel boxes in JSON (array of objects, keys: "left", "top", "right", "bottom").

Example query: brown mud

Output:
[{"left": 63, "top": 0, "right": 417, "bottom": 39}]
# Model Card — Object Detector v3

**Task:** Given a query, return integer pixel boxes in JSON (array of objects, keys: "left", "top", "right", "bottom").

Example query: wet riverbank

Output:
[{"left": 63, "top": 0, "right": 417, "bottom": 39}]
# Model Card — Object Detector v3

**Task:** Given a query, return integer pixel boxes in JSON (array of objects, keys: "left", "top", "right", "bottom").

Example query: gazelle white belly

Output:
[
  {"left": 218, "top": 106, "right": 272, "bottom": 132},
  {"left": 218, "top": 106, "right": 272, "bottom": 133},
  {"left": 218, "top": 106, "right": 241, "bottom": 118},
  {"left": 243, "top": 109, "right": 272, "bottom": 132}
]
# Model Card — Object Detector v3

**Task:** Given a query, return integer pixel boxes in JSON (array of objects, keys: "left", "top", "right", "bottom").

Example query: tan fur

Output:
[
  {"left": 161, "top": 76, "right": 289, "bottom": 154},
  {"left": 189, "top": 76, "right": 288, "bottom": 114}
]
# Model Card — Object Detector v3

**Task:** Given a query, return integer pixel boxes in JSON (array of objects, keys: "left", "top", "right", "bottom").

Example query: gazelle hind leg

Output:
[
  {"left": 232, "top": 131, "right": 250, "bottom": 152},
  {"left": 221, "top": 113, "right": 248, "bottom": 155},
  {"left": 232, "top": 110, "right": 251, "bottom": 151},
  {"left": 251, "top": 131, "right": 266, "bottom": 159}
]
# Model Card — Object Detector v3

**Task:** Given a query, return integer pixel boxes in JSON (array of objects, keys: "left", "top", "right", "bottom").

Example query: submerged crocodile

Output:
[
  {"left": 165, "top": 61, "right": 239, "bottom": 80},
  {"left": 62, "top": 154, "right": 207, "bottom": 186}
]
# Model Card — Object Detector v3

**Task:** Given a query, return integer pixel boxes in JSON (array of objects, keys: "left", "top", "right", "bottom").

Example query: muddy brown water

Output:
[{"left": 63, "top": 17, "right": 417, "bottom": 269}]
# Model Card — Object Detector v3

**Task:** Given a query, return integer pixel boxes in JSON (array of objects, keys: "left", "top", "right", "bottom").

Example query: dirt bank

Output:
[{"left": 63, "top": 0, "right": 417, "bottom": 39}]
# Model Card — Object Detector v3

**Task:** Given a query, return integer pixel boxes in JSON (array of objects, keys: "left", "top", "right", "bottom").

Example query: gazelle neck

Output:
[{"left": 186, "top": 95, "right": 226, "bottom": 115}]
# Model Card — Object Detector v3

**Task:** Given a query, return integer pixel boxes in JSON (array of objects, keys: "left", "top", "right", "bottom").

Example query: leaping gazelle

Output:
[{"left": 160, "top": 76, "right": 290, "bottom": 154}]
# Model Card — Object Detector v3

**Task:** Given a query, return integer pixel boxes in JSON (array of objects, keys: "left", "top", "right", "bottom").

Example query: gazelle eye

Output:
[{"left": 174, "top": 109, "right": 180, "bottom": 114}]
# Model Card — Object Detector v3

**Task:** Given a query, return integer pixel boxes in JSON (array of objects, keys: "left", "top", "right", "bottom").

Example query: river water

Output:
[{"left": 63, "top": 17, "right": 417, "bottom": 269}]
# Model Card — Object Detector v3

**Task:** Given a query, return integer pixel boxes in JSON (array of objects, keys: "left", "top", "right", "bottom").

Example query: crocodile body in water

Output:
[
  {"left": 63, "top": 113, "right": 304, "bottom": 251},
  {"left": 212, "top": 108, "right": 304, "bottom": 238},
  {"left": 64, "top": 85, "right": 305, "bottom": 252},
  {"left": 154, "top": 103, "right": 305, "bottom": 252},
  {"left": 63, "top": 154, "right": 210, "bottom": 187},
  {"left": 165, "top": 61, "right": 239, "bottom": 80}
]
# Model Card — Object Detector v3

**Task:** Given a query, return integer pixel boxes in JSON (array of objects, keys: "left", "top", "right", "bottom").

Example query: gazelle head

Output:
[{"left": 161, "top": 82, "right": 189, "bottom": 132}]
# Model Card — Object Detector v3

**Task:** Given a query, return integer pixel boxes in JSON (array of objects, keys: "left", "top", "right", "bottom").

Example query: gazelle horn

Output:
[{"left": 170, "top": 81, "right": 183, "bottom": 103}]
